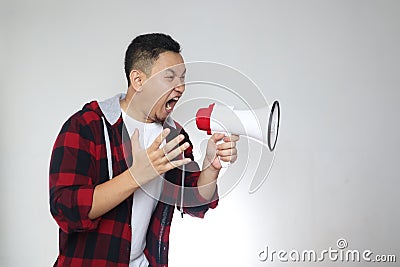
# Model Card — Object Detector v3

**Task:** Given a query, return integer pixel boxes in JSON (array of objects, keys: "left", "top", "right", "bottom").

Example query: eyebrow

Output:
[{"left": 164, "top": 68, "right": 186, "bottom": 76}]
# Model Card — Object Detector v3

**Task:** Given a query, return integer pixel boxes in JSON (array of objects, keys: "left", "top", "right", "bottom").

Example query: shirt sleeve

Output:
[
  {"left": 177, "top": 128, "right": 219, "bottom": 218},
  {"left": 49, "top": 113, "right": 101, "bottom": 233}
]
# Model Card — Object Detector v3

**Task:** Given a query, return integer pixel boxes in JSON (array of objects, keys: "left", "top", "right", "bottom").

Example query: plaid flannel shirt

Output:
[{"left": 49, "top": 94, "right": 218, "bottom": 267}]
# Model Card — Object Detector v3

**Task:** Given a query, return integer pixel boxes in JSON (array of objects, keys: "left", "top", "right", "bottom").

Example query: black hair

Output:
[{"left": 124, "top": 33, "right": 181, "bottom": 86}]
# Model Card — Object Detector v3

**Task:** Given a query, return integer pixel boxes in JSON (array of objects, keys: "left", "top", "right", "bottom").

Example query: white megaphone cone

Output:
[{"left": 196, "top": 101, "right": 280, "bottom": 151}]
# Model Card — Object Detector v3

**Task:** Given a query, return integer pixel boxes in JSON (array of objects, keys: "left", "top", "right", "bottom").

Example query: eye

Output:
[{"left": 165, "top": 76, "right": 174, "bottom": 81}]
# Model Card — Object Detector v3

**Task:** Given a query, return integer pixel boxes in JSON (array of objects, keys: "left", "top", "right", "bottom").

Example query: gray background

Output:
[{"left": 1, "top": 0, "right": 399, "bottom": 266}]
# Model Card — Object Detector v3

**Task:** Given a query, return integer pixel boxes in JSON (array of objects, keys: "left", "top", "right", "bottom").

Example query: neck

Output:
[{"left": 120, "top": 88, "right": 155, "bottom": 123}]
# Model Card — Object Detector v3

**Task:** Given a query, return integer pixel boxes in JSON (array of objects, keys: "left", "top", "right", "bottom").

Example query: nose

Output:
[{"left": 174, "top": 81, "right": 185, "bottom": 94}]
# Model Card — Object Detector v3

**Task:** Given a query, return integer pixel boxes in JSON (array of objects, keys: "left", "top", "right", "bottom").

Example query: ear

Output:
[{"left": 129, "top": 70, "right": 145, "bottom": 92}]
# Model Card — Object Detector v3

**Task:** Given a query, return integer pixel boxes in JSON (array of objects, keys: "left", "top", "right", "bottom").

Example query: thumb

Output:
[
  {"left": 210, "top": 132, "right": 226, "bottom": 143},
  {"left": 131, "top": 128, "right": 141, "bottom": 151}
]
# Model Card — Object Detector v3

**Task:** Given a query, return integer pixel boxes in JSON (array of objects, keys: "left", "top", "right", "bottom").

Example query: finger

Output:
[
  {"left": 165, "top": 142, "right": 190, "bottom": 161},
  {"left": 217, "top": 141, "right": 236, "bottom": 150},
  {"left": 161, "top": 134, "right": 185, "bottom": 154},
  {"left": 217, "top": 148, "right": 237, "bottom": 157},
  {"left": 163, "top": 157, "right": 192, "bottom": 172},
  {"left": 150, "top": 128, "right": 170, "bottom": 150},
  {"left": 223, "top": 134, "right": 240, "bottom": 142},
  {"left": 209, "top": 132, "right": 226, "bottom": 143},
  {"left": 131, "top": 128, "right": 141, "bottom": 151},
  {"left": 220, "top": 154, "right": 237, "bottom": 163}
]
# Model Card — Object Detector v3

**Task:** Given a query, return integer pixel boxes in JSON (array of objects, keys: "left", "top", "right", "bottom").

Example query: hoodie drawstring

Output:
[{"left": 180, "top": 151, "right": 185, "bottom": 218}]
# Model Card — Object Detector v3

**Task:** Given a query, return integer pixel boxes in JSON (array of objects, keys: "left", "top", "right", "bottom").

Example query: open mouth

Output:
[{"left": 165, "top": 96, "right": 180, "bottom": 113}]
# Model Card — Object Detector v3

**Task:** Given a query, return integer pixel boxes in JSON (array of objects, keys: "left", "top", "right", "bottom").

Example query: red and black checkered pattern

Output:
[{"left": 49, "top": 100, "right": 218, "bottom": 267}]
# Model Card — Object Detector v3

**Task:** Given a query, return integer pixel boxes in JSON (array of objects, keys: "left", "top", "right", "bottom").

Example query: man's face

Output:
[{"left": 139, "top": 51, "right": 186, "bottom": 123}]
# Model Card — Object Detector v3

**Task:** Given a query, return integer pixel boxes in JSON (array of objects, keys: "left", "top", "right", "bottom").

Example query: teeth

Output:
[
  {"left": 166, "top": 102, "right": 171, "bottom": 110},
  {"left": 173, "top": 97, "right": 179, "bottom": 101}
]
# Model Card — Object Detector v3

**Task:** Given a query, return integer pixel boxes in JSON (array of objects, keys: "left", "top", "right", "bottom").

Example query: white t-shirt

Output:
[{"left": 122, "top": 110, "right": 165, "bottom": 267}]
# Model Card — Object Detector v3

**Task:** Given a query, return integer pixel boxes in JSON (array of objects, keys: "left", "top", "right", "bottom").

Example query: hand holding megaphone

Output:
[
  {"left": 202, "top": 132, "right": 240, "bottom": 169},
  {"left": 196, "top": 101, "right": 281, "bottom": 152}
]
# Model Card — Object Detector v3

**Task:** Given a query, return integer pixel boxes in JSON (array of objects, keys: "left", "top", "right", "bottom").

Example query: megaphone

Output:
[{"left": 196, "top": 101, "right": 281, "bottom": 151}]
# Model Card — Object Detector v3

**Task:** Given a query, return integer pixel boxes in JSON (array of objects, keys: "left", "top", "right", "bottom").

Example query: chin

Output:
[{"left": 154, "top": 113, "right": 168, "bottom": 124}]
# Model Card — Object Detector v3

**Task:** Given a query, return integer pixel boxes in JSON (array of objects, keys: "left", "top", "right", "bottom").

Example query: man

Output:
[{"left": 49, "top": 33, "right": 239, "bottom": 267}]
